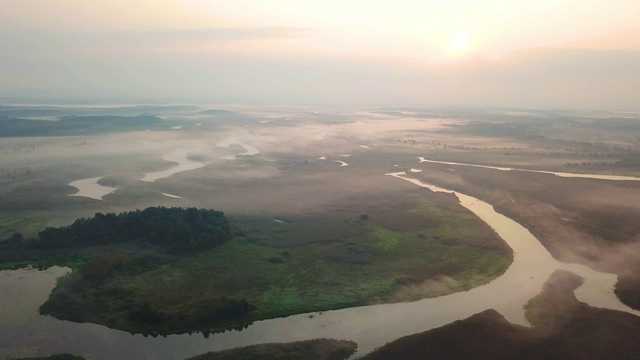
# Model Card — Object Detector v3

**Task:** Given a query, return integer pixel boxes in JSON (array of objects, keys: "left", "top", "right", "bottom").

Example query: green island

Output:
[{"left": 2, "top": 196, "right": 512, "bottom": 335}]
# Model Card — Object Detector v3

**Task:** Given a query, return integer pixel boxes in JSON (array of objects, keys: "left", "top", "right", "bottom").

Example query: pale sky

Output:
[{"left": 1, "top": 0, "right": 640, "bottom": 109}]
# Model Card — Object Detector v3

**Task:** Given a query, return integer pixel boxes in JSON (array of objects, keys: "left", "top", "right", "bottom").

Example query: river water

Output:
[
  {"left": 140, "top": 149, "right": 206, "bottom": 182},
  {"left": 68, "top": 139, "right": 261, "bottom": 200},
  {"left": 418, "top": 157, "right": 640, "bottom": 181},
  {"left": 68, "top": 177, "right": 117, "bottom": 200},
  {"left": 5, "top": 163, "right": 640, "bottom": 359},
  {"left": 67, "top": 149, "right": 206, "bottom": 200}
]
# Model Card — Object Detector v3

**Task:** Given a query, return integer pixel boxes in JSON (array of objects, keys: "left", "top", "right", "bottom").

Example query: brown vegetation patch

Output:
[{"left": 186, "top": 339, "right": 357, "bottom": 360}]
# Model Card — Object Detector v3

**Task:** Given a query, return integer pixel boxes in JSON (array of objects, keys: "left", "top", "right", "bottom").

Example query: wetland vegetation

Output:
[
  {"left": 2, "top": 192, "right": 511, "bottom": 334},
  {"left": 2, "top": 104, "right": 640, "bottom": 359}
]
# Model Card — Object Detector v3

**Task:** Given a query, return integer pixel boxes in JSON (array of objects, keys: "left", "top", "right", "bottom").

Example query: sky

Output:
[{"left": 1, "top": 0, "right": 640, "bottom": 109}]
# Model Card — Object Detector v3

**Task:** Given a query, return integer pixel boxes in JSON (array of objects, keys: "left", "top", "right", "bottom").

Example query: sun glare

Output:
[{"left": 449, "top": 32, "right": 471, "bottom": 55}]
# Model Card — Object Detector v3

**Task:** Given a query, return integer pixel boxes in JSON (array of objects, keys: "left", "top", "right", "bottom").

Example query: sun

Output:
[{"left": 448, "top": 32, "right": 471, "bottom": 55}]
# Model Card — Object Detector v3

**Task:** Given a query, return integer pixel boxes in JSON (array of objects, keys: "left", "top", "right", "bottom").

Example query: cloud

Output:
[
  {"left": 1, "top": 32, "right": 639, "bottom": 110},
  {"left": 0, "top": 26, "right": 311, "bottom": 57},
  {"left": 460, "top": 48, "right": 640, "bottom": 108},
  {"left": 103, "top": 27, "right": 310, "bottom": 42}
]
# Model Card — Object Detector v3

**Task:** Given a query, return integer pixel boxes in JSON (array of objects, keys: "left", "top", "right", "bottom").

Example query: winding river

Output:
[
  {"left": 216, "top": 137, "right": 260, "bottom": 159},
  {"left": 418, "top": 157, "right": 640, "bottom": 181},
  {"left": 68, "top": 177, "right": 117, "bottom": 200},
  {"left": 68, "top": 139, "right": 262, "bottom": 200},
  {"left": 141, "top": 149, "right": 206, "bottom": 182},
  {"left": 7, "top": 162, "right": 640, "bottom": 359},
  {"left": 67, "top": 149, "right": 206, "bottom": 200}
]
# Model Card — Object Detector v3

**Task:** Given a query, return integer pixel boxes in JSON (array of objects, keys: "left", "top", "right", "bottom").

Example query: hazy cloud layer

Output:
[{"left": 1, "top": 1, "right": 639, "bottom": 109}]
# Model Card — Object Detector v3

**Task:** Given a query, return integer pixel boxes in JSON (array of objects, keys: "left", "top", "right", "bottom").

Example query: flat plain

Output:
[{"left": 2, "top": 105, "right": 640, "bottom": 358}]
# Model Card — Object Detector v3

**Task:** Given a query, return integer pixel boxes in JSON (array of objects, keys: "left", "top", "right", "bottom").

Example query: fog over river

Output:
[
  {"left": 67, "top": 139, "right": 257, "bottom": 200},
  {"left": 140, "top": 149, "right": 206, "bottom": 182},
  {"left": 67, "top": 149, "right": 206, "bottom": 200}
]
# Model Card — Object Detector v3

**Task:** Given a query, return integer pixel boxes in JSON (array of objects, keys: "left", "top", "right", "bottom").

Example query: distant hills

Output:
[
  {"left": 0, "top": 115, "right": 164, "bottom": 136},
  {"left": 0, "top": 104, "right": 199, "bottom": 118},
  {"left": 199, "top": 109, "right": 239, "bottom": 116}
]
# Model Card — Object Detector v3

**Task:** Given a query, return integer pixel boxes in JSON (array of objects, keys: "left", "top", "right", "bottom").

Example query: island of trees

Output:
[
  {"left": 2, "top": 207, "right": 253, "bottom": 334},
  {"left": 2, "top": 207, "right": 231, "bottom": 253},
  {"left": 0, "top": 197, "right": 513, "bottom": 335},
  {"left": 32, "top": 206, "right": 232, "bottom": 252}
]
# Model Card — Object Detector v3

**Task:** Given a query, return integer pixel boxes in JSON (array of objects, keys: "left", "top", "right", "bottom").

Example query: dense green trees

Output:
[{"left": 32, "top": 207, "right": 232, "bottom": 252}]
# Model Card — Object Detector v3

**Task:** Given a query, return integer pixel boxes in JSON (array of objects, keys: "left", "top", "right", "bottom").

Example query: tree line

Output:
[{"left": 26, "top": 207, "right": 232, "bottom": 252}]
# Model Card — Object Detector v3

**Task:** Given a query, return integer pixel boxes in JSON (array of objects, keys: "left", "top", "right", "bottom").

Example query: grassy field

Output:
[
  {"left": 35, "top": 188, "right": 511, "bottom": 334},
  {"left": 0, "top": 125, "right": 511, "bottom": 335}
]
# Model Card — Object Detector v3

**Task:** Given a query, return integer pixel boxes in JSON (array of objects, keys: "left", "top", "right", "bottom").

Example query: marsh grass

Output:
[{"left": 36, "top": 190, "right": 511, "bottom": 334}]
